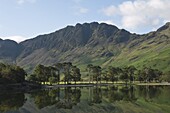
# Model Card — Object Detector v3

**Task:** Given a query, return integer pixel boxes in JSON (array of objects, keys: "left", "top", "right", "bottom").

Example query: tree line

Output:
[
  {"left": 29, "top": 63, "right": 170, "bottom": 84},
  {"left": 28, "top": 62, "right": 81, "bottom": 84},
  {"left": 0, "top": 62, "right": 170, "bottom": 85},
  {"left": 87, "top": 64, "right": 170, "bottom": 84}
]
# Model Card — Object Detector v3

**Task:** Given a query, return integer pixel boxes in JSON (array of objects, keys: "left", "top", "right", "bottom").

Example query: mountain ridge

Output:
[{"left": 0, "top": 22, "right": 170, "bottom": 72}]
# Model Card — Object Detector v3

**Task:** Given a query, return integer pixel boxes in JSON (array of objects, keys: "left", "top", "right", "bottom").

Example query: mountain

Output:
[
  {"left": 0, "top": 22, "right": 170, "bottom": 72},
  {"left": 0, "top": 39, "right": 23, "bottom": 63}
]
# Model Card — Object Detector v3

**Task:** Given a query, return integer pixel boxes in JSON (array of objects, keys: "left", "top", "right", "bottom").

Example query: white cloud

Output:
[
  {"left": 72, "top": 0, "right": 88, "bottom": 15},
  {"left": 0, "top": 36, "right": 28, "bottom": 43},
  {"left": 102, "top": 5, "right": 118, "bottom": 16},
  {"left": 102, "top": 0, "right": 170, "bottom": 33},
  {"left": 16, "top": 0, "right": 37, "bottom": 5},
  {"left": 74, "top": 7, "right": 89, "bottom": 15}
]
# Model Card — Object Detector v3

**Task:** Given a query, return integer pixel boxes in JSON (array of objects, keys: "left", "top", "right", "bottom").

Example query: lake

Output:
[{"left": 0, "top": 85, "right": 170, "bottom": 113}]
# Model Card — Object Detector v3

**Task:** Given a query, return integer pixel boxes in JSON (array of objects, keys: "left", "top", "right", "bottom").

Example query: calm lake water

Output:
[{"left": 0, "top": 85, "right": 170, "bottom": 113}]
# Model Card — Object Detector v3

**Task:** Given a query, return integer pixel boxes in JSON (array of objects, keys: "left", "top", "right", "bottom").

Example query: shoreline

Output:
[
  {"left": 0, "top": 82, "right": 169, "bottom": 91},
  {"left": 42, "top": 82, "right": 170, "bottom": 89},
  {"left": 0, "top": 81, "right": 41, "bottom": 92},
  {"left": 135, "top": 82, "right": 170, "bottom": 86}
]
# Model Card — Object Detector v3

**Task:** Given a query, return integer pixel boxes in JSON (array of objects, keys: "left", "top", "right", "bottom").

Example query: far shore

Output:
[
  {"left": 42, "top": 82, "right": 170, "bottom": 89},
  {"left": 135, "top": 82, "right": 170, "bottom": 86},
  {"left": 0, "top": 81, "right": 169, "bottom": 91}
]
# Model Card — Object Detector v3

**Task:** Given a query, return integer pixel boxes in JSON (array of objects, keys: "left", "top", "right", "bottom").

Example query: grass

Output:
[
  {"left": 42, "top": 81, "right": 170, "bottom": 86},
  {"left": 103, "top": 41, "right": 170, "bottom": 72}
]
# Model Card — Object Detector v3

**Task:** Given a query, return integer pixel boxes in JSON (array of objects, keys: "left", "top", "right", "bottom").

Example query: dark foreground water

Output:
[{"left": 0, "top": 85, "right": 170, "bottom": 113}]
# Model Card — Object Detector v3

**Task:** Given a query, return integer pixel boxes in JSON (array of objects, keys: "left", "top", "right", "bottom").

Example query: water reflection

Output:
[
  {"left": 137, "top": 85, "right": 162, "bottom": 102},
  {"left": 87, "top": 85, "right": 137, "bottom": 104},
  {"left": 87, "top": 86, "right": 102, "bottom": 105},
  {"left": 0, "top": 92, "right": 26, "bottom": 113},
  {"left": 30, "top": 87, "right": 81, "bottom": 109},
  {"left": 0, "top": 85, "right": 169, "bottom": 113},
  {"left": 55, "top": 87, "right": 81, "bottom": 109},
  {"left": 30, "top": 89, "right": 60, "bottom": 109}
]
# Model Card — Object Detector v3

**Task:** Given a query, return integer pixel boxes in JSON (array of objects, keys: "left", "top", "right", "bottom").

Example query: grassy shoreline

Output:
[
  {"left": 1, "top": 81, "right": 169, "bottom": 90},
  {"left": 42, "top": 81, "right": 170, "bottom": 89},
  {"left": 135, "top": 82, "right": 170, "bottom": 86}
]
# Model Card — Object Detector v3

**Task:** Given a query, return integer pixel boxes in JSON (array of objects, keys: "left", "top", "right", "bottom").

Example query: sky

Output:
[{"left": 0, "top": 0, "right": 170, "bottom": 42}]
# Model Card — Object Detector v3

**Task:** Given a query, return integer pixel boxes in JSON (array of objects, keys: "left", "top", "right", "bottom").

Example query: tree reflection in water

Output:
[
  {"left": 55, "top": 87, "right": 81, "bottom": 109},
  {"left": 31, "top": 87, "right": 81, "bottom": 109},
  {"left": 0, "top": 92, "right": 26, "bottom": 112},
  {"left": 29, "top": 85, "right": 169, "bottom": 110},
  {"left": 87, "top": 85, "right": 138, "bottom": 105},
  {"left": 0, "top": 85, "right": 167, "bottom": 112},
  {"left": 137, "top": 85, "right": 162, "bottom": 102},
  {"left": 30, "top": 89, "right": 59, "bottom": 109},
  {"left": 87, "top": 86, "right": 102, "bottom": 106},
  {"left": 108, "top": 86, "right": 123, "bottom": 102}
]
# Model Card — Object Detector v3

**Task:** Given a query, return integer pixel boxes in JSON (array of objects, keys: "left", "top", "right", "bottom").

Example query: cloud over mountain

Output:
[
  {"left": 0, "top": 36, "right": 27, "bottom": 42},
  {"left": 102, "top": 0, "right": 170, "bottom": 33}
]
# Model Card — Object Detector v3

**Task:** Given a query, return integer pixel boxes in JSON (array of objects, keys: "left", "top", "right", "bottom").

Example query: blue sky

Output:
[{"left": 0, "top": 0, "right": 170, "bottom": 42}]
